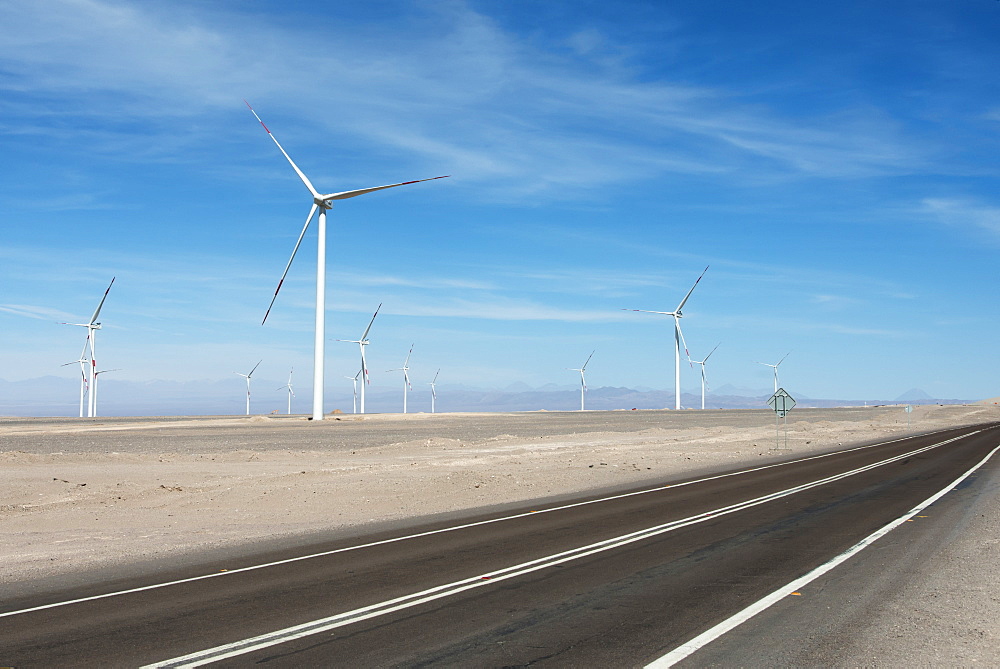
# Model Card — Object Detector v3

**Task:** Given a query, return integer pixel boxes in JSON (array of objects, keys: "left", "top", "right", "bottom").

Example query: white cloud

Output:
[
  {"left": 919, "top": 197, "right": 1000, "bottom": 241},
  {"left": 0, "top": 304, "right": 75, "bottom": 321},
  {"left": 0, "top": 0, "right": 936, "bottom": 201}
]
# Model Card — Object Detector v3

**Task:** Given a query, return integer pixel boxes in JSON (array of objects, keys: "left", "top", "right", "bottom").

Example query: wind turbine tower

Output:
[
  {"left": 689, "top": 343, "right": 720, "bottom": 410},
  {"left": 387, "top": 345, "right": 414, "bottom": 414},
  {"left": 624, "top": 266, "right": 708, "bottom": 410},
  {"left": 335, "top": 304, "right": 381, "bottom": 414},
  {"left": 247, "top": 102, "right": 447, "bottom": 421},
  {"left": 235, "top": 360, "right": 262, "bottom": 416},
  {"left": 568, "top": 351, "right": 595, "bottom": 411}
]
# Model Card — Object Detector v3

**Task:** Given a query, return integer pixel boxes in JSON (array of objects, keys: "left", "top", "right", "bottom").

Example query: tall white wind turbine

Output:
[
  {"left": 277, "top": 368, "right": 295, "bottom": 415},
  {"left": 247, "top": 101, "right": 447, "bottom": 422},
  {"left": 755, "top": 352, "right": 790, "bottom": 392},
  {"left": 387, "top": 345, "right": 414, "bottom": 414},
  {"left": 64, "top": 277, "right": 114, "bottom": 418},
  {"left": 624, "top": 266, "right": 708, "bottom": 410},
  {"left": 568, "top": 351, "right": 595, "bottom": 411},
  {"left": 689, "top": 343, "right": 720, "bottom": 410},
  {"left": 428, "top": 368, "right": 440, "bottom": 414},
  {"left": 335, "top": 304, "right": 381, "bottom": 414},
  {"left": 345, "top": 370, "right": 361, "bottom": 414},
  {"left": 235, "top": 360, "right": 262, "bottom": 416}
]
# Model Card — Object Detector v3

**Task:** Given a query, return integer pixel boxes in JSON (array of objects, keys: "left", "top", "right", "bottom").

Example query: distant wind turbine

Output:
[
  {"left": 235, "top": 360, "right": 262, "bottom": 416},
  {"left": 387, "top": 345, "right": 414, "bottom": 414},
  {"left": 89, "top": 369, "right": 120, "bottom": 417},
  {"left": 335, "top": 304, "right": 381, "bottom": 414},
  {"left": 277, "top": 368, "right": 294, "bottom": 415},
  {"left": 689, "top": 343, "right": 720, "bottom": 410},
  {"left": 247, "top": 101, "right": 447, "bottom": 422},
  {"left": 624, "top": 266, "right": 708, "bottom": 410},
  {"left": 755, "top": 352, "right": 790, "bottom": 392},
  {"left": 568, "top": 351, "right": 595, "bottom": 411},
  {"left": 61, "top": 340, "right": 90, "bottom": 418},
  {"left": 344, "top": 370, "right": 361, "bottom": 414},
  {"left": 63, "top": 277, "right": 114, "bottom": 418},
  {"left": 428, "top": 369, "right": 440, "bottom": 414}
]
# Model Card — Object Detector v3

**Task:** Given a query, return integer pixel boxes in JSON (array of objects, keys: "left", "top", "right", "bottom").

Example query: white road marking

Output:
[
  {"left": 141, "top": 431, "right": 979, "bottom": 667},
  {"left": 646, "top": 439, "right": 1000, "bottom": 668},
  {"left": 0, "top": 424, "right": 975, "bottom": 621}
]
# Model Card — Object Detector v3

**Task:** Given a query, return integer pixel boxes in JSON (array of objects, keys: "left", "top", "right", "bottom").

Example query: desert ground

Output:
[{"left": 2, "top": 403, "right": 999, "bottom": 663}]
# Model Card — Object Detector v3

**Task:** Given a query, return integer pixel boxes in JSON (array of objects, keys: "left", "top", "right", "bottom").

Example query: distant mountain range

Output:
[{"left": 0, "top": 376, "right": 976, "bottom": 417}]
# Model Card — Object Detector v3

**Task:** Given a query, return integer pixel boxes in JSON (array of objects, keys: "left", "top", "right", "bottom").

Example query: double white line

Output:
[{"left": 146, "top": 430, "right": 982, "bottom": 667}]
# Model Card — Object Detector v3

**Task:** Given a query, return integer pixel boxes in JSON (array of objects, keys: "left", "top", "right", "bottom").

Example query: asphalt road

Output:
[{"left": 2, "top": 421, "right": 997, "bottom": 667}]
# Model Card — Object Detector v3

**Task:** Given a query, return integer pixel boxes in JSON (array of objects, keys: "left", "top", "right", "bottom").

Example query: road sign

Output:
[
  {"left": 768, "top": 388, "right": 796, "bottom": 417},
  {"left": 904, "top": 405, "right": 913, "bottom": 413}
]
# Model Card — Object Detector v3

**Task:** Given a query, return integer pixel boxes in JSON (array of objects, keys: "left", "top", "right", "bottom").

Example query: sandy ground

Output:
[{"left": 2, "top": 403, "right": 998, "bottom": 663}]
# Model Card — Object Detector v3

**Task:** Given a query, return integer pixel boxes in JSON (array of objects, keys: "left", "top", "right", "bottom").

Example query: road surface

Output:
[{"left": 2, "top": 422, "right": 997, "bottom": 667}]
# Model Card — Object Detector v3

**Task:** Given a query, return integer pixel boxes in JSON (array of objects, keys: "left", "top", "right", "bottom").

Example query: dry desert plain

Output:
[{"left": 2, "top": 403, "right": 999, "bottom": 664}]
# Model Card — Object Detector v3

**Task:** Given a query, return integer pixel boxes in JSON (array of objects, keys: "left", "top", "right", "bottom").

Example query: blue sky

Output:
[{"left": 2, "top": 0, "right": 999, "bottom": 409}]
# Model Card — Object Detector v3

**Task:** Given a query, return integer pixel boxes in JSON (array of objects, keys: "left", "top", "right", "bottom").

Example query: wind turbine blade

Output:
[
  {"left": 582, "top": 350, "right": 595, "bottom": 371},
  {"left": 622, "top": 309, "right": 672, "bottom": 315},
  {"left": 675, "top": 265, "right": 709, "bottom": 314},
  {"left": 404, "top": 369, "right": 411, "bottom": 390},
  {"left": 249, "top": 360, "right": 262, "bottom": 377},
  {"left": 361, "top": 303, "right": 382, "bottom": 340},
  {"left": 403, "top": 344, "right": 413, "bottom": 368},
  {"left": 89, "top": 277, "right": 115, "bottom": 324},
  {"left": 263, "top": 203, "right": 319, "bottom": 325},
  {"left": 704, "top": 342, "right": 721, "bottom": 362},
  {"left": 675, "top": 318, "right": 691, "bottom": 359},
  {"left": 432, "top": 368, "right": 440, "bottom": 384},
  {"left": 776, "top": 351, "right": 791, "bottom": 367},
  {"left": 361, "top": 347, "right": 369, "bottom": 384},
  {"left": 245, "top": 100, "right": 320, "bottom": 199},
  {"left": 322, "top": 176, "right": 449, "bottom": 201}
]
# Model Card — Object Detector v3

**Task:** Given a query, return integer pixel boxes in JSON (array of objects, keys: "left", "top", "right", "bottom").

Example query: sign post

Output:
[
  {"left": 767, "top": 388, "right": 796, "bottom": 450},
  {"left": 905, "top": 404, "right": 913, "bottom": 429}
]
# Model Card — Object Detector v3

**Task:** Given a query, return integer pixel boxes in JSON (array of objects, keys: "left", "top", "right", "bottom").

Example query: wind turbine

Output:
[
  {"left": 568, "top": 351, "right": 595, "bottom": 411},
  {"left": 335, "top": 304, "right": 381, "bottom": 414},
  {"left": 63, "top": 277, "right": 114, "bottom": 418},
  {"left": 90, "top": 369, "right": 120, "bottom": 417},
  {"left": 624, "top": 266, "right": 708, "bottom": 410},
  {"left": 756, "top": 352, "right": 790, "bottom": 392},
  {"left": 61, "top": 340, "right": 90, "bottom": 418},
  {"left": 235, "top": 360, "right": 262, "bottom": 416},
  {"left": 344, "top": 370, "right": 361, "bottom": 414},
  {"left": 277, "top": 368, "right": 295, "bottom": 415},
  {"left": 247, "top": 101, "right": 448, "bottom": 422},
  {"left": 387, "top": 345, "right": 413, "bottom": 414},
  {"left": 689, "top": 343, "right": 720, "bottom": 410},
  {"left": 428, "top": 368, "right": 440, "bottom": 414}
]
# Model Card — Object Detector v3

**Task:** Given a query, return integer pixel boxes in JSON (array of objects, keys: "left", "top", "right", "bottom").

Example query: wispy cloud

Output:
[
  {"left": 0, "top": 0, "right": 940, "bottom": 202},
  {"left": 918, "top": 197, "right": 1000, "bottom": 242},
  {"left": 0, "top": 304, "right": 75, "bottom": 321}
]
